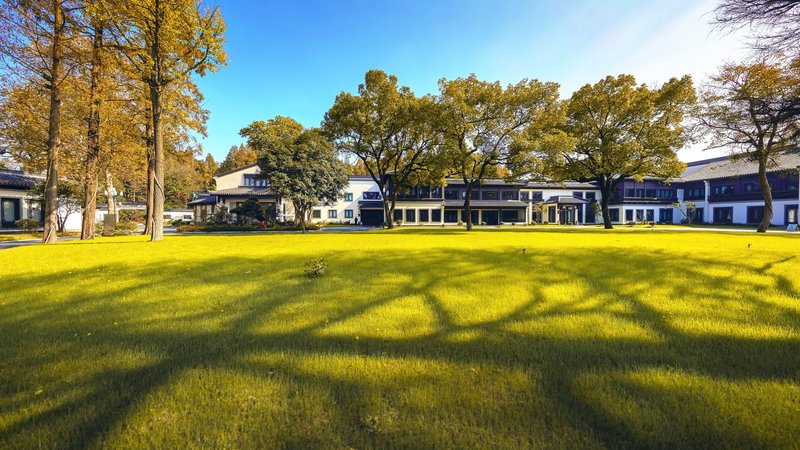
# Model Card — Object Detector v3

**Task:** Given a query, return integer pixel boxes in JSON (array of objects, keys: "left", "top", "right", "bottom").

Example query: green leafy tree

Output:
[
  {"left": 323, "top": 70, "right": 443, "bottom": 229},
  {"left": 542, "top": 74, "right": 695, "bottom": 229},
  {"left": 230, "top": 196, "right": 266, "bottom": 224},
  {"left": 438, "top": 75, "right": 563, "bottom": 230},
  {"left": 697, "top": 61, "right": 800, "bottom": 232},
  {"left": 242, "top": 117, "right": 348, "bottom": 233}
]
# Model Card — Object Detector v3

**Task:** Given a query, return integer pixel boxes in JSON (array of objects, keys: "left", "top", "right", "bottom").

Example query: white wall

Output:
[
  {"left": 309, "top": 178, "right": 379, "bottom": 224},
  {"left": 215, "top": 165, "right": 259, "bottom": 190}
]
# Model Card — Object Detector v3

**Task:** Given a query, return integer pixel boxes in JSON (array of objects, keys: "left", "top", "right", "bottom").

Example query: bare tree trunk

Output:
[
  {"left": 105, "top": 168, "right": 116, "bottom": 217},
  {"left": 42, "top": 1, "right": 63, "bottom": 245},
  {"left": 81, "top": 23, "right": 103, "bottom": 240},
  {"left": 150, "top": 83, "right": 165, "bottom": 241},
  {"left": 464, "top": 183, "right": 473, "bottom": 231},
  {"left": 599, "top": 181, "right": 614, "bottom": 229},
  {"left": 757, "top": 157, "right": 773, "bottom": 232},
  {"left": 382, "top": 185, "right": 394, "bottom": 229},
  {"left": 143, "top": 116, "right": 154, "bottom": 235}
]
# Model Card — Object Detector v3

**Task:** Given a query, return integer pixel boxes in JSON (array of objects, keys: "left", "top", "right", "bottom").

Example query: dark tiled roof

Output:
[
  {"left": 210, "top": 187, "right": 275, "bottom": 198},
  {"left": 545, "top": 195, "right": 589, "bottom": 205},
  {"left": 443, "top": 200, "right": 528, "bottom": 208},
  {"left": 188, "top": 195, "right": 217, "bottom": 205},
  {"left": 681, "top": 151, "right": 800, "bottom": 181},
  {"left": 443, "top": 178, "right": 526, "bottom": 187},
  {"left": 348, "top": 175, "right": 375, "bottom": 180},
  {"left": 0, "top": 169, "right": 43, "bottom": 190},
  {"left": 523, "top": 180, "right": 600, "bottom": 189}
]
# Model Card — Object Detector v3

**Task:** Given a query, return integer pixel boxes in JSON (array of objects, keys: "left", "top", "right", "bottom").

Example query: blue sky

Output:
[{"left": 195, "top": 0, "right": 748, "bottom": 162}]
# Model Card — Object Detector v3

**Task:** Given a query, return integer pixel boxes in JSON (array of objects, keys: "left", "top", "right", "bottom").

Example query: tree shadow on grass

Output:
[{"left": 1, "top": 241, "right": 799, "bottom": 448}]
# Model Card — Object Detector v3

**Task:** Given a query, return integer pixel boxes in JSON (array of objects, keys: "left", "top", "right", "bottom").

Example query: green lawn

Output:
[{"left": 1, "top": 229, "right": 799, "bottom": 449}]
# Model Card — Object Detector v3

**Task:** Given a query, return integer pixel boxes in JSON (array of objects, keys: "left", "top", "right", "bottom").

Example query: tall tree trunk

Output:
[
  {"left": 81, "top": 23, "right": 103, "bottom": 240},
  {"left": 150, "top": 84, "right": 165, "bottom": 241},
  {"left": 464, "top": 182, "right": 473, "bottom": 231},
  {"left": 42, "top": 0, "right": 63, "bottom": 245},
  {"left": 757, "top": 156, "right": 773, "bottom": 232},
  {"left": 599, "top": 180, "right": 614, "bottom": 229},
  {"left": 105, "top": 168, "right": 116, "bottom": 217},
  {"left": 143, "top": 116, "right": 154, "bottom": 235}
]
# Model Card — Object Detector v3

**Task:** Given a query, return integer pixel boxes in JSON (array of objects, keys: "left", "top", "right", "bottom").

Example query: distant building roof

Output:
[
  {"left": 188, "top": 195, "right": 218, "bottom": 206},
  {"left": 214, "top": 163, "right": 258, "bottom": 178},
  {"left": 545, "top": 195, "right": 589, "bottom": 205},
  {"left": 210, "top": 187, "right": 275, "bottom": 198},
  {"left": 0, "top": 169, "right": 43, "bottom": 190},
  {"left": 680, "top": 151, "right": 800, "bottom": 181}
]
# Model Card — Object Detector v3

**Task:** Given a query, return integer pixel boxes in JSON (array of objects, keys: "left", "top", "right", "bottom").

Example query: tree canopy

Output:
[{"left": 541, "top": 74, "right": 696, "bottom": 229}]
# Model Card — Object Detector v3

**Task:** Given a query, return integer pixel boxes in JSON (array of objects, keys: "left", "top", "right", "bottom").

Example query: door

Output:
[
  {"left": 786, "top": 205, "right": 797, "bottom": 224},
  {"left": 483, "top": 210, "right": 499, "bottom": 225},
  {"left": 360, "top": 209, "right": 384, "bottom": 226},
  {"left": 1, "top": 198, "right": 21, "bottom": 228}
]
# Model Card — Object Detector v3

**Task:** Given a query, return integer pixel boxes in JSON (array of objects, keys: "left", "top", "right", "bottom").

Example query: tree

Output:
[
  {"left": 0, "top": 0, "right": 81, "bottom": 243},
  {"left": 541, "top": 74, "right": 695, "bottom": 229},
  {"left": 196, "top": 153, "right": 217, "bottom": 190},
  {"left": 29, "top": 178, "right": 82, "bottom": 232},
  {"left": 323, "top": 70, "right": 443, "bottom": 229},
  {"left": 241, "top": 117, "right": 348, "bottom": 233},
  {"left": 438, "top": 75, "right": 563, "bottom": 230},
  {"left": 230, "top": 196, "right": 265, "bottom": 224},
  {"left": 218, "top": 143, "right": 256, "bottom": 173},
  {"left": 714, "top": 0, "right": 800, "bottom": 56},
  {"left": 697, "top": 61, "right": 800, "bottom": 232},
  {"left": 672, "top": 200, "right": 698, "bottom": 224},
  {"left": 110, "top": 0, "right": 226, "bottom": 241}
]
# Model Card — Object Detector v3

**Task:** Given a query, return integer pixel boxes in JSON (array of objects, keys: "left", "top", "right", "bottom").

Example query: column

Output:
[{"left": 703, "top": 180, "right": 711, "bottom": 223}]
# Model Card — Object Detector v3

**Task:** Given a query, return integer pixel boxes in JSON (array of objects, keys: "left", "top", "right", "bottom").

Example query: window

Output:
[
  {"left": 659, "top": 208, "right": 673, "bottom": 223},
  {"left": 344, "top": 209, "right": 353, "bottom": 218},
  {"left": 482, "top": 191, "right": 498, "bottom": 200},
  {"left": 531, "top": 191, "right": 543, "bottom": 201},
  {"left": 645, "top": 189, "right": 656, "bottom": 198},
  {"left": 445, "top": 188, "right": 459, "bottom": 200},
  {"left": 645, "top": 209, "right": 654, "bottom": 222},
  {"left": 344, "top": 192, "right": 353, "bottom": 201},
  {"left": 501, "top": 210, "right": 519, "bottom": 222},
  {"left": 693, "top": 208, "right": 704, "bottom": 223},
  {"left": 312, "top": 209, "right": 321, "bottom": 219},
  {"left": 713, "top": 207, "right": 733, "bottom": 224},
  {"left": 328, "top": 210, "right": 337, "bottom": 219},
  {"left": 747, "top": 206, "right": 764, "bottom": 224},
  {"left": 712, "top": 185, "right": 735, "bottom": 196},
  {"left": 586, "top": 192, "right": 596, "bottom": 201},
  {"left": 406, "top": 209, "right": 416, "bottom": 222},
  {"left": 418, "top": 186, "right": 430, "bottom": 198},
  {"left": 635, "top": 189, "right": 645, "bottom": 198},
  {"left": 394, "top": 209, "right": 403, "bottom": 222},
  {"left": 363, "top": 191, "right": 381, "bottom": 200},
  {"left": 502, "top": 191, "right": 518, "bottom": 200},
  {"left": 657, "top": 189, "right": 673, "bottom": 198},
  {"left": 243, "top": 174, "right": 267, "bottom": 187},
  {"left": 419, "top": 209, "right": 429, "bottom": 222},
  {"left": 572, "top": 191, "right": 584, "bottom": 199},
  {"left": 520, "top": 192, "right": 529, "bottom": 201},
  {"left": 685, "top": 187, "right": 704, "bottom": 200},
  {"left": 625, "top": 188, "right": 636, "bottom": 197},
  {"left": 444, "top": 209, "right": 459, "bottom": 222},
  {"left": 609, "top": 208, "right": 619, "bottom": 222},
  {"left": 431, "top": 186, "right": 442, "bottom": 198},
  {"left": 625, "top": 210, "right": 634, "bottom": 222},
  {"left": 431, "top": 209, "right": 441, "bottom": 222}
]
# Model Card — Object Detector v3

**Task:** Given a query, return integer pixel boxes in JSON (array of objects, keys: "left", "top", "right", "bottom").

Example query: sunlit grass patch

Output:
[{"left": 0, "top": 228, "right": 798, "bottom": 448}]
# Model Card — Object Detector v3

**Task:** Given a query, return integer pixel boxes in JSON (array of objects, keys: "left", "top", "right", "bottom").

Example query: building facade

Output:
[{"left": 191, "top": 152, "right": 800, "bottom": 228}]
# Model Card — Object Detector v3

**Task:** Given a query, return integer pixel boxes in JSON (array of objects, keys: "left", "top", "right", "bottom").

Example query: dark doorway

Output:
[
  {"left": 1, "top": 198, "right": 21, "bottom": 228},
  {"left": 483, "top": 210, "right": 499, "bottom": 225},
  {"left": 360, "top": 209, "right": 383, "bottom": 226}
]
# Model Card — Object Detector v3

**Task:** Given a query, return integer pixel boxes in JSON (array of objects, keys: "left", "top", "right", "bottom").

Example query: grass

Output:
[
  {"left": 0, "top": 233, "right": 41, "bottom": 241},
  {"left": 1, "top": 228, "right": 799, "bottom": 449}
]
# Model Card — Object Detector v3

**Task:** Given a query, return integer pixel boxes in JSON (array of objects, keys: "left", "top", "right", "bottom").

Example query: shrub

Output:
[
  {"left": 175, "top": 223, "right": 320, "bottom": 233},
  {"left": 208, "top": 205, "right": 232, "bottom": 225},
  {"left": 15, "top": 219, "right": 39, "bottom": 232},
  {"left": 102, "top": 220, "right": 138, "bottom": 236},
  {"left": 171, "top": 218, "right": 184, "bottom": 227},
  {"left": 119, "top": 209, "right": 145, "bottom": 224},
  {"left": 304, "top": 258, "right": 327, "bottom": 278}
]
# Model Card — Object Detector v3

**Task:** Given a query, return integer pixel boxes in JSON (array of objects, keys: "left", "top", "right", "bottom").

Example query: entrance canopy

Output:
[{"left": 544, "top": 195, "right": 589, "bottom": 205}]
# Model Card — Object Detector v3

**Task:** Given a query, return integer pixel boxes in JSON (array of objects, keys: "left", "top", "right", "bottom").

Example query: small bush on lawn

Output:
[
  {"left": 102, "top": 221, "right": 138, "bottom": 236},
  {"left": 119, "top": 209, "right": 145, "bottom": 224},
  {"left": 15, "top": 219, "right": 40, "bottom": 231},
  {"left": 304, "top": 258, "right": 327, "bottom": 278},
  {"left": 171, "top": 218, "right": 183, "bottom": 226}
]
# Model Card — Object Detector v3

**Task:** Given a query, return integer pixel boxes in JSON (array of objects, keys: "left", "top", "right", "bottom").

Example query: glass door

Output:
[{"left": 1, "top": 198, "right": 21, "bottom": 228}]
